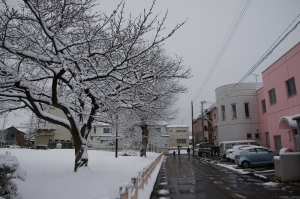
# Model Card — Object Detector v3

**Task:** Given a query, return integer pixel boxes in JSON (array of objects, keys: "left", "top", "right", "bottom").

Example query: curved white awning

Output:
[{"left": 279, "top": 116, "right": 297, "bottom": 129}]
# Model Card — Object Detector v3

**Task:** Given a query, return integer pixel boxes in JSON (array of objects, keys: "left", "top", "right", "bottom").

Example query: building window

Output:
[
  {"left": 286, "top": 77, "right": 297, "bottom": 97},
  {"left": 269, "top": 88, "right": 277, "bottom": 105},
  {"left": 265, "top": 132, "right": 270, "bottom": 147},
  {"left": 255, "top": 133, "right": 260, "bottom": 139},
  {"left": 231, "top": 104, "right": 237, "bottom": 119},
  {"left": 176, "top": 130, "right": 186, "bottom": 132},
  {"left": 244, "top": 103, "right": 250, "bottom": 118},
  {"left": 103, "top": 128, "right": 110, "bottom": 133},
  {"left": 221, "top": 105, "right": 226, "bottom": 121},
  {"left": 287, "top": 131, "right": 291, "bottom": 141},
  {"left": 94, "top": 127, "right": 96, "bottom": 133},
  {"left": 261, "top": 100, "right": 266, "bottom": 113},
  {"left": 214, "top": 113, "right": 216, "bottom": 119},
  {"left": 11, "top": 134, "right": 15, "bottom": 138},
  {"left": 247, "top": 133, "right": 252, "bottom": 139},
  {"left": 177, "top": 139, "right": 186, "bottom": 143}
]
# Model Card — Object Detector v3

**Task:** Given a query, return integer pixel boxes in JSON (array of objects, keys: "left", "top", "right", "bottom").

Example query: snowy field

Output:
[{"left": 0, "top": 149, "right": 162, "bottom": 199}]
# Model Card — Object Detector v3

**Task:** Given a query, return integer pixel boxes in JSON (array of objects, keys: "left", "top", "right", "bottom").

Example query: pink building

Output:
[{"left": 257, "top": 42, "right": 300, "bottom": 152}]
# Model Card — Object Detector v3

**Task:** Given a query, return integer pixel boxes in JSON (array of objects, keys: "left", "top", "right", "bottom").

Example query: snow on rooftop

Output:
[
  {"left": 167, "top": 124, "right": 188, "bottom": 128},
  {"left": 155, "top": 121, "right": 168, "bottom": 126},
  {"left": 94, "top": 122, "right": 111, "bottom": 127}
]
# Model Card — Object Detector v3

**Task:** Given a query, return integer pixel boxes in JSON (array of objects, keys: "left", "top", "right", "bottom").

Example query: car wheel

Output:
[{"left": 242, "top": 161, "right": 250, "bottom": 169}]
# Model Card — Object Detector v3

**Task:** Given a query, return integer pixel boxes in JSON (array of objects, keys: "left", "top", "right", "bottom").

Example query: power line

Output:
[
  {"left": 205, "top": 13, "right": 300, "bottom": 114},
  {"left": 193, "top": 0, "right": 252, "bottom": 101}
]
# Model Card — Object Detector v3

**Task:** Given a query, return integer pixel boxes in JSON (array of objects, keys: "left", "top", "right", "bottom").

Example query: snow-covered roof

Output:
[
  {"left": 166, "top": 124, "right": 188, "bottom": 128},
  {"left": 93, "top": 122, "right": 111, "bottom": 127},
  {"left": 155, "top": 121, "right": 168, "bottom": 126},
  {"left": 13, "top": 126, "right": 29, "bottom": 134}
]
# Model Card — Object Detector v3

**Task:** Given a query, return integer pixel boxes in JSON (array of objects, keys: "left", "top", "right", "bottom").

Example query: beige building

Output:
[
  {"left": 167, "top": 125, "right": 189, "bottom": 147},
  {"left": 34, "top": 106, "right": 73, "bottom": 148},
  {"left": 155, "top": 124, "right": 189, "bottom": 153}
]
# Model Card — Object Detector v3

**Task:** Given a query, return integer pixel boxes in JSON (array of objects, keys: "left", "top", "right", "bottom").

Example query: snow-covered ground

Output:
[{"left": 0, "top": 149, "right": 162, "bottom": 199}]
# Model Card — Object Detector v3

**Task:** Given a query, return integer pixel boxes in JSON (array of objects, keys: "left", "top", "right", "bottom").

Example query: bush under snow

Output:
[{"left": 0, "top": 152, "right": 27, "bottom": 199}]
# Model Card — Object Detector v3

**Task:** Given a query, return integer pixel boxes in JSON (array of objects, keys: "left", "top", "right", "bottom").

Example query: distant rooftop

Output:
[{"left": 167, "top": 124, "right": 188, "bottom": 128}]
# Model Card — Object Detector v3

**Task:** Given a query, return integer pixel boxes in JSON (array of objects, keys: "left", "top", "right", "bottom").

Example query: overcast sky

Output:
[{"left": 1, "top": 0, "right": 300, "bottom": 130}]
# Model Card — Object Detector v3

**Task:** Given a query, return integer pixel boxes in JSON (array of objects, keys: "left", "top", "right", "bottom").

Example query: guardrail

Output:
[{"left": 115, "top": 152, "right": 164, "bottom": 199}]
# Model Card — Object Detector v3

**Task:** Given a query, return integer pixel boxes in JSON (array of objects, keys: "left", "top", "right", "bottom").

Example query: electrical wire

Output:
[
  {"left": 204, "top": 13, "right": 300, "bottom": 114},
  {"left": 193, "top": 0, "right": 252, "bottom": 101}
]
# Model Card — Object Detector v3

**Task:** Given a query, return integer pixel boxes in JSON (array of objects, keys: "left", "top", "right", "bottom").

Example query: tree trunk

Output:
[
  {"left": 140, "top": 124, "right": 148, "bottom": 157},
  {"left": 72, "top": 128, "right": 88, "bottom": 172}
]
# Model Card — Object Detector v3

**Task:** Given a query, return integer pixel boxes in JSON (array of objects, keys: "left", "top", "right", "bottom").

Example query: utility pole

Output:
[
  {"left": 115, "top": 114, "right": 118, "bottom": 158},
  {"left": 191, "top": 101, "right": 195, "bottom": 158},
  {"left": 201, "top": 101, "right": 206, "bottom": 142}
]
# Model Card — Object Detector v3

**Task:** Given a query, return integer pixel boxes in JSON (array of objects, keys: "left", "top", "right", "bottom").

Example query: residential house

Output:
[
  {"left": 89, "top": 122, "right": 117, "bottom": 150},
  {"left": 257, "top": 42, "right": 300, "bottom": 152},
  {"left": 215, "top": 82, "right": 263, "bottom": 144},
  {"left": 34, "top": 106, "right": 73, "bottom": 149},
  {"left": 0, "top": 126, "right": 26, "bottom": 147}
]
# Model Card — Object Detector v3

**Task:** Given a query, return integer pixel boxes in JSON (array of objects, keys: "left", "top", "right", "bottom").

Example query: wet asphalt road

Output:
[{"left": 150, "top": 154, "right": 300, "bottom": 199}]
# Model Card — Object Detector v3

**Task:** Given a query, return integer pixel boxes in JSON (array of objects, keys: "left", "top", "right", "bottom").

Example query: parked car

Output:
[
  {"left": 225, "top": 145, "right": 252, "bottom": 162},
  {"left": 36, "top": 145, "right": 49, "bottom": 150},
  {"left": 235, "top": 146, "right": 279, "bottom": 168},
  {"left": 219, "top": 140, "right": 260, "bottom": 158}
]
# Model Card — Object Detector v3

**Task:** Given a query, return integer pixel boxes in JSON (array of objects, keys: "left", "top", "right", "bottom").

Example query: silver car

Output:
[{"left": 225, "top": 145, "right": 251, "bottom": 162}]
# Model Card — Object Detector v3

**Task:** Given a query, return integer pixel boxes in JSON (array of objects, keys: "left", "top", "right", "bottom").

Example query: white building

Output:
[
  {"left": 215, "top": 82, "right": 263, "bottom": 143},
  {"left": 89, "top": 122, "right": 189, "bottom": 153},
  {"left": 89, "top": 122, "right": 125, "bottom": 150}
]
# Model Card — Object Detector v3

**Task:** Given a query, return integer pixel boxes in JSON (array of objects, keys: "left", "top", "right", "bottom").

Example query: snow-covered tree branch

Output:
[{"left": 0, "top": 0, "right": 190, "bottom": 171}]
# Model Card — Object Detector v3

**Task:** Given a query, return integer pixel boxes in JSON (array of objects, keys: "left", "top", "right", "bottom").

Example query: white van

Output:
[{"left": 218, "top": 140, "right": 259, "bottom": 158}]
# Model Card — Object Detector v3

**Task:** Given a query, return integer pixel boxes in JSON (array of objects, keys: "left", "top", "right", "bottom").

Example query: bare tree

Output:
[
  {"left": 0, "top": 112, "right": 9, "bottom": 147},
  {"left": 117, "top": 79, "right": 184, "bottom": 157},
  {"left": 0, "top": 0, "right": 190, "bottom": 171},
  {"left": 21, "top": 112, "right": 39, "bottom": 148}
]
